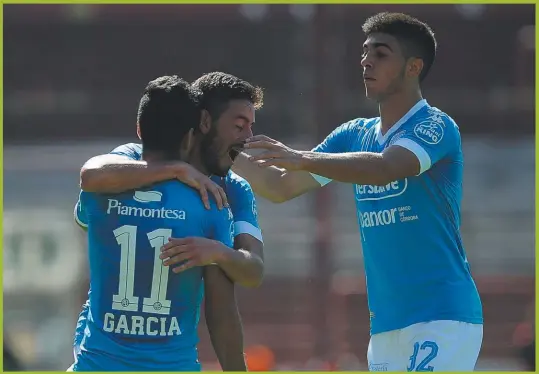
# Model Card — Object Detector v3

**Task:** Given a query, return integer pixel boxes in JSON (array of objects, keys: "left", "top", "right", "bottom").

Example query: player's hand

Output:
[
  {"left": 244, "top": 135, "right": 307, "bottom": 171},
  {"left": 173, "top": 162, "right": 228, "bottom": 210},
  {"left": 160, "top": 237, "right": 228, "bottom": 273}
]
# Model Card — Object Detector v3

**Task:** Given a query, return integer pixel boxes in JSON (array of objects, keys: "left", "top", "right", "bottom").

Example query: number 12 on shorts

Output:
[{"left": 407, "top": 341, "right": 438, "bottom": 372}]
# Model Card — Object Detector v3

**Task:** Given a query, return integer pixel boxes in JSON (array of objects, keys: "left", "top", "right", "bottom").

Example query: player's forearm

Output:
[
  {"left": 301, "top": 151, "right": 393, "bottom": 186},
  {"left": 80, "top": 155, "right": 176, "bottom": 193},
  {"left": 207, "top": 324, "right": 247, "bottom": 372},
  {"left": 233, "top": 152, "right": 316, "bottom": 203},
  {"left": 216, "top": 247, "right": 264, "bottom": 288},
  {"left": 204, "top": 268, "right": 247, "bottom": 371}
]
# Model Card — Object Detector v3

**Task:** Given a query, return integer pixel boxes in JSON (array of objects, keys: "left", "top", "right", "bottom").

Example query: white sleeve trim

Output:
[
  {"left": 393, "top": 138, "right": 432, "bottom": 175},
  {"left": 74, "top": 204, "right": 88, "bottom": 229},
  {"left": 234, "top": 221, "right": 263, "bottom": 243},
  {"left": 309, "top": 173, "right": 332, "bottom": 186}
]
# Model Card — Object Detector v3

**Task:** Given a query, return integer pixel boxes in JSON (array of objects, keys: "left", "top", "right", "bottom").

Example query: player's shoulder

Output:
[
  {"left": 407, "top": 103, "right": 461, "bottom": 144},
  {"left": 415, "top": 104, "right": 459, "bottom": 129},
  {"left": 224, "top": 171, "right": 253, "bottom": 192},
  {"left": 160, "top": 180, "right": 205, "bottom": 205},
  {"left": 110, "top": 180, "right": 204, "bottom": 213},
  {"left": 110, "top": 142, "right": 142, "bottom": 159},
  {"left": 338, "top": 117, "right": 377, "bottom": 132},
  {"left": 212, "top": 203, "right": 234, "bottom": 222},
  {"left": 78, "top": 189, "right": 99, "bottom": 208}
]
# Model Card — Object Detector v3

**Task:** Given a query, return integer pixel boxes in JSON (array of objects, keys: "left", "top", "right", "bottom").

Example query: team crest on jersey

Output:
[
  {"left": 414, "top": 121, "right": 444, "bottom": 145},
  {"left": 414, "top": 111, "right": 445, "bottom": 145}
]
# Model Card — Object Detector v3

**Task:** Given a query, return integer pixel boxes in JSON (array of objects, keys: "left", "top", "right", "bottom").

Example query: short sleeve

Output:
[
  {"left": 209, "top": 206, "right": 235, "bottom": 248},
  {"left": 109, "top": 143, "right": 143, "bottom": 160},
  {"left": 311, "top": 119, "right": 363, "bottom": 154},
  {"left": 225, "top": 173, "right": 263, "bottom": 243},
  {"left": 74, "top": 191, "right": 89, "bottom": 230},
  {"left": 392, "top": 115, "right": 460, "bottom": 175},
  {"left": 73, "top": 297, "right": 90, "bottom": 349}
]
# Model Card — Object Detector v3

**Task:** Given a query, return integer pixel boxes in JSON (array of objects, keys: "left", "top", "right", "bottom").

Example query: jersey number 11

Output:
[{"left": 111, "top": 225, "right": 173, "bottom": 316}]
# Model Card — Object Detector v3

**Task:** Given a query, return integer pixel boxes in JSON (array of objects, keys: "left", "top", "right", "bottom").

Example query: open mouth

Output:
[{"left": 228, "top": 145, "right": 243, "bottom": 161}]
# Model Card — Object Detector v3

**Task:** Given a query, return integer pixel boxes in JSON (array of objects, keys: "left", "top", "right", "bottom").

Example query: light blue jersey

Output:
[
  {"left": 73, "top": 143, "right": 263, "bottom": 360},
  {"left": 313, "top": 99, "right": 483, "bottom": 334},
  {"left": 72, "top": 181, "right": 234, "bottom": 371},
  {"left": 109, "top": 143, "right": 263, "bottom": 242}
]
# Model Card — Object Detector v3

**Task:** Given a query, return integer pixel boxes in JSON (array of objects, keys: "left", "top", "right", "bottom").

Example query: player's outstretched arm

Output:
[
  {"left": 233, "top": 150, "right": 321, "bottom": 203},
  {"left": 298, "top": 146, "right": 421, "bottom": 185},
  {"left": 247, "top": 138, "right": 421, "bottom": 186},
  {"left": 247, "top": 118, "right": 459, "bottom": 186},
  {"left": 203, "top": 266, "right": 247, "bottom": 371},
  {"left": 80, "top": 154, "right": 228, "bottom": 209}
]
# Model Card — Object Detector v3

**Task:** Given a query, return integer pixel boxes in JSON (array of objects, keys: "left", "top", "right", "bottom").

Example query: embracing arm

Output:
[
  {"left": 215, "top": 233, "right": 264, "bottom": 288},
  {"left": 232, "top": 152, "right": 321, "bottom": 203},
  {"left": 160, "top": 179, "right": 266, "bottom": 287},
  {"left": 80, "top": 154, "right": 176, "bottom": 193},
  {"left": 204, "top": 266, "right": 247, "bottom": 371},
  {"left": 80, "top": 154, "right": 227, "bottom": 209}
]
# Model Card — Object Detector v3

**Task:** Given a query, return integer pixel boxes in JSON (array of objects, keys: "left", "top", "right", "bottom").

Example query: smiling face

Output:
[
  {"left": 361, "top": 32, "right": 414, "bottom": 102},
  {"left": 199, "top": 99, "right": 255, "bottom": 177}
]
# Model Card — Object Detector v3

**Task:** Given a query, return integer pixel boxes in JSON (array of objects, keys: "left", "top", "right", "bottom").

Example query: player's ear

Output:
[
  {"left": 136, "top": 123, "right": 142, "bottom": 140},
  {"left": 199, "top": 109, "right": 212, "bottom": 135},
  {"left": 407, "top": 57, "right": 423, "bottom": 79},
  {"left": 181, "top": 128, "right": 195, "bottom": 154}
]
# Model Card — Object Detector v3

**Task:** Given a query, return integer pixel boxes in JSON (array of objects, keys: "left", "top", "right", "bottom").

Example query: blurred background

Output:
[{"left": 3, "top": 3, "right": 535, "bottom": 371}]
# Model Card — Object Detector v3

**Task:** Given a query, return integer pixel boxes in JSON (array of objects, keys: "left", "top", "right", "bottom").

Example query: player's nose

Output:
[
  {"left": 361, "top": 56, "right": 373, "bottom": 69},
  {"left": 241, "top": 126, "right": 253, "bottom": 140}
]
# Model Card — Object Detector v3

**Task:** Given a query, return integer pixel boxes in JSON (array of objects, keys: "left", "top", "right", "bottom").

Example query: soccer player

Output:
[
  {"left": 234, "top": 13, "right": 483, "bottom": 372},
  {"left": 79, "top": 72, "right": 264, "bottom": 288},
  {"left": 70, "top": 76, "right": 246, "bottom": 371}
]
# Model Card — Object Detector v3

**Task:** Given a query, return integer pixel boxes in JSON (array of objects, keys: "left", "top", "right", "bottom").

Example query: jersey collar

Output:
[{"left": 375, "top": 99, "right": 428, "bottom": 145}]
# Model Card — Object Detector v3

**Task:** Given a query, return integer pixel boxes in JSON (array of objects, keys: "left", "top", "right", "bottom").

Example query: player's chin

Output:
[
  {"left": 364, "top": 86, "right": 379, "bottom": 100},
  {"left": 365, "top": 88, "right": 387, "bottom": 102},
  {"left": 215, "top": 159, "right": 232, "bottom": 177}
]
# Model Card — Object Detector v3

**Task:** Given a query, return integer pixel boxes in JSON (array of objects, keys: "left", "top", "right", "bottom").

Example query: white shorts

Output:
[{"left": 367, "top": 320, "right": 483, "bottom": 372}]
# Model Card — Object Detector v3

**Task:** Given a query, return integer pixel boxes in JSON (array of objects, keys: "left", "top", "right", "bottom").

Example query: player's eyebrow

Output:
[
  {"left": 363, "top": 42, "right": 393, "bottom": 52},
  {"left": 236, "top": 114, "right": 254, "bottom": 125}
]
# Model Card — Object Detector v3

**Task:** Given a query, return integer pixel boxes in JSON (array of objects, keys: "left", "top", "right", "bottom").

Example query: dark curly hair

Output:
[
  {"left": 362, "top": 12, "right": 437, "bottom": 81},
  {"left": 137, "top": 75, "right": 201, "bottom": 155},
  {"left": 192, "top": 72, "right": 264, "bottom": 121}
]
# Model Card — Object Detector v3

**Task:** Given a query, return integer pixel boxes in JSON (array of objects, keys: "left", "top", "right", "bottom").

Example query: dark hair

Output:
[
  {"left": 192, "top": 72, "right": 264, "bottom": 120},
  {"left": 362, "top": 12, "right": 437, "bottom": 81},
  {"left": 137, "top": 75, "right": 201, "bottom": 153}
]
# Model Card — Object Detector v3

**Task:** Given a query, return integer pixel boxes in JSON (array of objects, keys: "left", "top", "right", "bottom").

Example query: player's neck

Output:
[
  {"left": 142, "top": 150, "right": 186, "bottom": 165},
  {"left": 141, "top": 151, "right": 167, "bottom": 163},
  {"left": 378, "top": 89, "right": 423, "bottom": 135},
  {"left": 185, "top": 152, "right": 211, "bottom": 176}
]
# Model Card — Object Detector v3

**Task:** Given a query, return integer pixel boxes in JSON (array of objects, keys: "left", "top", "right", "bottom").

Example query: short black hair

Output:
[
  {"left": 192, "top": 72, "right": 264, "bottom": 121},
  {"left": 362, "top": 12, "right": 437, "bottom": 81},
  {"left": 137, "top": 75, "right": 200, "bottom": 154}
]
